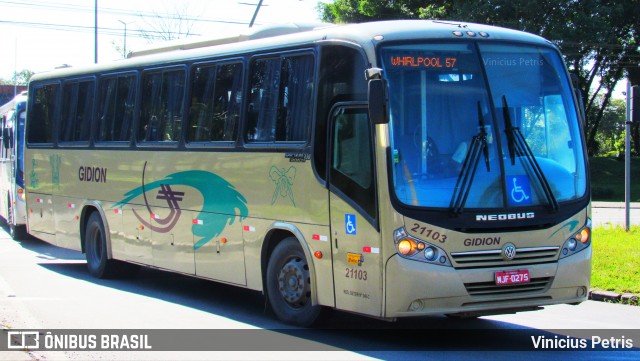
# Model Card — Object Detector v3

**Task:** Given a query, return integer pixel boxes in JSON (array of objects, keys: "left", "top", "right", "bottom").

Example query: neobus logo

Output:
[{"left": 475, "top": 212, "right": 535, "bottom": 221}]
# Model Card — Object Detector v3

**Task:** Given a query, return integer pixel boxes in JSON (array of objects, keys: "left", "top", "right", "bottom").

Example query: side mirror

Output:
[
  {"left": 570, "top": 73, "right": 587, "bottom": 127},
  {"left": 368, "top": 78, "right": 388, "bottom": 124}
]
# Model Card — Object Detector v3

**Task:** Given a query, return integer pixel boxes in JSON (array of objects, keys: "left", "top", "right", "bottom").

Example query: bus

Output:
[
  {"left": 0, "top": 90, "right": 28, "bottom": 239},
  {"left": 24, "top": 20, "right": 591, "bottom": 326}
]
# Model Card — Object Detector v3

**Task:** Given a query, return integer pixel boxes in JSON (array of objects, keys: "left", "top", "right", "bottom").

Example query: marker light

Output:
[
  {"left": 575, "top": 228, "right": 590, "bottom": 244},
  {"left": 314, "top": 251, "right": 323, "bottom": 259},
  {"left": 397, "top": 239, "right": 417, "bottom": 256}
]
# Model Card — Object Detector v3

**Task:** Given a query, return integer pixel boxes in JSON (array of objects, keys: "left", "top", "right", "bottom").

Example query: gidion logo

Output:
[{"left": 475, "top": 212, "right": 535, "bottom": 221}]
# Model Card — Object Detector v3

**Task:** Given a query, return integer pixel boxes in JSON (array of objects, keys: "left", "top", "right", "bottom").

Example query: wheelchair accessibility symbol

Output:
[
  {"left": 507, "top": 175, "right": 532, "bottom": 206},
  {"left": 345, "top": 214, "right": 357, "bottom": 235}
]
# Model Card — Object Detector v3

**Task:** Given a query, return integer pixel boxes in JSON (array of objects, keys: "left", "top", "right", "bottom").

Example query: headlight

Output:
[
  {"left": 560, "top": 219, "right": 591, "bottom": 259},
  {"left": 424, "top": 247, "right": 436, "bottom": 261},
  {"left": 394, "top": 227, "right": 451, "bottom": 267}
]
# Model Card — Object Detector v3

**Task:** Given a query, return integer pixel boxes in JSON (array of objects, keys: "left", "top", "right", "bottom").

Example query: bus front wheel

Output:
[
  {"left": 7, "top": 199, "right": 26, "bottom": 240},
  {"left": 266, "top": 237, "right": 322, "bottom": 327}
]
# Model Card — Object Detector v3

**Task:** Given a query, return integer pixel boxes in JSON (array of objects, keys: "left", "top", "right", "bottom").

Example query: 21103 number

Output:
[
  {"left": 410, "top": 224, "right": 447, "bottom": 243},
  {"left": 345, "top": 268, "right": 368, "bottom": 281}
]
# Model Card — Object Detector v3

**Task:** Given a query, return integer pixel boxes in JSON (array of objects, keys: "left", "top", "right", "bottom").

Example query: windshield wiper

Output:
[
  {"left": 450, "top": 102, "right": 491, "bottom": 216},
  {"left": 501, "top": 96, "right": 559, "bottom": 212}
]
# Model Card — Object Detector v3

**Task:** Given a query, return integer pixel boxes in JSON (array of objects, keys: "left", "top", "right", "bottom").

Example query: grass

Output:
[
  {"left": 591, "top": 226, "right": 640, "bottom": 295},
  {"left": 589, "top": 157, "right": 640, "bottom": 201}
]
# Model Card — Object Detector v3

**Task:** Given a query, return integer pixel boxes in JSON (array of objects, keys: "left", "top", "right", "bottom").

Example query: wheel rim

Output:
[{"left": 277, "top": 256, "right": 310, "bottom": 308}]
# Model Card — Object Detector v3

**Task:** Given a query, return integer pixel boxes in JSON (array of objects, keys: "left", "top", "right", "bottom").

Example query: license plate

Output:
[{"left": 495, "top": 269, "right": 530, "bottom": 286}]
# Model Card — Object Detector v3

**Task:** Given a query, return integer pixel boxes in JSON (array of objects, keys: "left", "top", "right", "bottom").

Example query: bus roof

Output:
[
  {"left": 128, "top": 22, "right": 332, "bottom": 57},
  {"left": 29, "top": 20, "right": 553, "bottom": 82}
]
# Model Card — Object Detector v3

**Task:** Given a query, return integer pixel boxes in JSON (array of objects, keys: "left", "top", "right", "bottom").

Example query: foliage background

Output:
[{"left": 319, "top": 0, "right": 640, "bottom": 157}]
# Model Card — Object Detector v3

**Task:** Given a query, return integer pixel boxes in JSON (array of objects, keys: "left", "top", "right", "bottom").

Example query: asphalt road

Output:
[
  {"left": 591, "top": 202, "right": 640, "bottom": 228},
  {"left": 1, "top": 224, "right": 639, "bottom": 361}
]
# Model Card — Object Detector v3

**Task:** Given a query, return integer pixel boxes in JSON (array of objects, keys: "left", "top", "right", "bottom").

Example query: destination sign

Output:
[{"left": 389, "top": 55, "right": 458, "bottom": 68}]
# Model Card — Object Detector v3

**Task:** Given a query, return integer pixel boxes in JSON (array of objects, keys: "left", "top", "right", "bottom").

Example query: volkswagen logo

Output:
[{"left": 502, "top": 243, "right": 517, "bottom": 261}]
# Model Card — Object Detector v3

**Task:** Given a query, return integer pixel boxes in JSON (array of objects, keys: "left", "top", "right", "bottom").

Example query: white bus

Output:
[
  {"left": 0, "top": 91, "right": 28, "bottom": 239},
  {"left": 25, "top": 20, "right": 591, "bottom": 326}
]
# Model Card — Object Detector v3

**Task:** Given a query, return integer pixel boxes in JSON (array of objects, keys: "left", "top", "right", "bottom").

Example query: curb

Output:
[{"left": 589, "top": 289, "right": 639, "bottom": 305}]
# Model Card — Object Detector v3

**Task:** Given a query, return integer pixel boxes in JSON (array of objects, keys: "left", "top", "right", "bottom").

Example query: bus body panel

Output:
[
  {"left": 385, "top": 245, "right": 590, "bottom": 317},
  {"left": 24, "top": 147, "right": 334, "bottom": 292},
  {"left": 329, "top": 191, "right": 383, "bottom": 317},
  {"left": 385, "top": 210, "right": 590, "bottom": 317}
]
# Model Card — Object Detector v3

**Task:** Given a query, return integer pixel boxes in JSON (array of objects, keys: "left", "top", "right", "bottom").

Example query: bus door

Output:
[
  {"left": 26, "top": 153, "right": 55, "bottom": 240},
  {"left": 328, "top": 104, "right": 382, "bottom": 317}
]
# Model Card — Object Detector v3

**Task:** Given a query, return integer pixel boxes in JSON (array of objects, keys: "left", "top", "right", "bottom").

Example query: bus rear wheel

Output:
[
  {"left": 85, "top": 212, "right": 138, "bottom": 278},
  {"left": 266, "top": 237, "right": 322, "bottom": 327}
]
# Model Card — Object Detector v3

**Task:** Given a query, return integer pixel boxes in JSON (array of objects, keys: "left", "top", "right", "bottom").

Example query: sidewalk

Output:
[{"left": 591, "top": 201, "right": 640, "bottom": 228}]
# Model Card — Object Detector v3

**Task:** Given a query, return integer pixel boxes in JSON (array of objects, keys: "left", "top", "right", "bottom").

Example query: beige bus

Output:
[{"left": 25, "top": 20, "right": 591, "bottom": 326}]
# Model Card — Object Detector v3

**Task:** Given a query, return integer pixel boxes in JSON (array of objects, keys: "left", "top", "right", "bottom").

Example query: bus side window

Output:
[
  {"left": 316, "top": 45, "right": 368, "bottom": 182},
  {"left": 245, "top": 53, "right": 314, "bottom": 144},
  {"left": 60, "top": 79, "right": 94, "bottom": 143},
  {"left": 28, "top": 84, "right": 58, "bottom": 144},
  {"left": 97, "top": 74, "right": 136, "bottom": 142},
  {"left": 188, "top": 62, "right": 242, "bottom": 143},
  {"left": 138, "top": 69, "right": 185, "bottom": 143}
]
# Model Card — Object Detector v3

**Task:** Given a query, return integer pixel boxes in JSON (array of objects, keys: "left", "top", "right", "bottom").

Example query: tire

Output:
[
  {"left": 84, "top": 212, "right": 139, "bottom": 279},
  {"left": 266, "top": 237, "right": 322, "bottom": 327},
  {"left": 7, "top": 199, "right": 26, "bottom": 240},
  {"left": 9, "top": 223, "right": 26, "bottom": 240}
]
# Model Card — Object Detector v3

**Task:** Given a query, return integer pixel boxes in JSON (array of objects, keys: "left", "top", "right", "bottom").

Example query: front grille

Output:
[
  {"left": 450, "top": 246, "right": 559, "bottom": 268},
  {"left": 464, "top": 277, "right": 553, "bottom": 296}
]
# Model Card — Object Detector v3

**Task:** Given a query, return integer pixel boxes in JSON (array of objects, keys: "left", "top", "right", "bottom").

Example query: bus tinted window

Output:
[
  {"left": 97, "top": 74, "right": 136, "bottom": 142},
  {"left": 60, "top": 80, "right": 94, "bottom": 142},
  {"left": 138, "top": 69, "right": 185, "bottom": 143},
  {"left": 246, "top": 53, "right": 314, "bottom": 143},
  {"left": 188, "top": 62, "right": 242, "bottom": 143},
  {"left": 28, "top": 84, "right": 58, "bottom": 144},
  {"left": 331, "top": 107, "right": 376, "bottom": 219}
]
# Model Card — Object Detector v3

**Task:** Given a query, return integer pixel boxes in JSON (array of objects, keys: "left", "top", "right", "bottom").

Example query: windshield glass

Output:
[{"left": 381, "top": 42, "right": 586, "bottom": 210}]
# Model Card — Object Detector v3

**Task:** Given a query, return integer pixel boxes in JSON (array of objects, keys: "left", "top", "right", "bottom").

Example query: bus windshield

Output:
[{"left": 381, "top": 42, "right": 587, "bottom": 210}]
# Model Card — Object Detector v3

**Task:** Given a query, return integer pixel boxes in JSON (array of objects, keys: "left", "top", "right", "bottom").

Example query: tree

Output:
[
  {"left": 136, "top": 3, "right": 197, "bottom": 43},
  {"left": 0, "top": 69, "right": 34, "bottom": 86},
  {"left": 591, "top": 98, "right": 628, "bottom": 156},
  {"left": 319, "top": 0, "right": 640, "bottom": 156}
]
